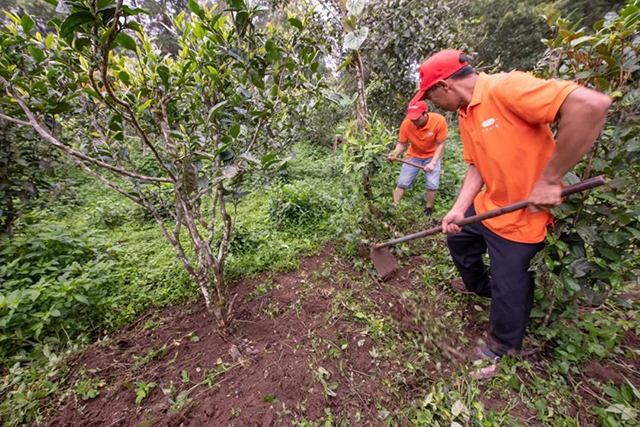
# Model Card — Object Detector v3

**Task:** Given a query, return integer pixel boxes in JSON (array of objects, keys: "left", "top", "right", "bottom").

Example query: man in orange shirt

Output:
[
  {"left": 411, "top": 50, "right": 610, "bottom": 362},
  {"left": 388, "top": 101, "right": 448, "bottom": 216}
]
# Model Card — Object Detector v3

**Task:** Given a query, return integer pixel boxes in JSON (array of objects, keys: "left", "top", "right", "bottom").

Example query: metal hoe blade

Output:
[{"left": 370, "top": 246, "right": 399, "bottom": 279}]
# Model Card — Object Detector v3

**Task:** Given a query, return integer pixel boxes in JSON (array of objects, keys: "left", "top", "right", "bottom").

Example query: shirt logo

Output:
[
  {"left": 481, "top": 117, "right": 501, "bottom": 132},
  {"left": 482, "top": 118, "right": 496, "bottom": 127}
]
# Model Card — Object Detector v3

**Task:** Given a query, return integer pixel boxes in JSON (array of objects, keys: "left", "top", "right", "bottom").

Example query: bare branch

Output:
[
  {"left": 70, "top": 157, "right": 142, "bottom": 205},
  {"left": 0, "top": 112, "right": 31, "bottom": 126}
]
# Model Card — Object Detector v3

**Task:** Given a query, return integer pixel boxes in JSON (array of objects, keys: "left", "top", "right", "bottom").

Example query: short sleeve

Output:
[
  {"left": 495, "top": 71, "right": 580, "bottom": 124},
  {"left": 458, "top": 117, "right": 475, "bottom": 165},
  {"left": 399, "top": 120, "right": 410, "bottom": 142},
  {"left": 435, "top": 115, "right": 448, "bottom": 142}
]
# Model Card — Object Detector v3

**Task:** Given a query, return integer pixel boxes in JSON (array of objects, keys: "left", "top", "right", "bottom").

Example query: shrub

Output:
[
  {"left": 268, "top": 182, "right": 335, "bottom": 232},
  {"left": 0, "top": 219, "right": 124, "bottom": 361}
]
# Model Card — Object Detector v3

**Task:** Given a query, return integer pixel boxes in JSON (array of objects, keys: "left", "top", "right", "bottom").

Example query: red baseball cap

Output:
[
  {"left": 410, "top": 50, "right": 469, "bottom": 104},
  {"left": 406, "top": 101, "right": 427, "bottom": 120}
]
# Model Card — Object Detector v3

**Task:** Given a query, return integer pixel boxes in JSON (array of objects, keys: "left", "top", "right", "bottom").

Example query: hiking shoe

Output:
[
  {"left": 451, "top": 279, "right": 474, "bottom": 295},
  {"left": 424, "top": 206, "right": 433, "bottom": 216},
  {"left": 476, "top": 345, "right": 502, "bottom": 363}
]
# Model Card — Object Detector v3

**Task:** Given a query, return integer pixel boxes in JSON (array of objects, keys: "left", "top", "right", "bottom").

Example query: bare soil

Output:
[{"left": 41, "top": 245, "right": 639, "bottom": 426}]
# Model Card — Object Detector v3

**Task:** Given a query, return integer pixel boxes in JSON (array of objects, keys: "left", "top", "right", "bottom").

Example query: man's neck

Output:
[
  {"left": 416, "top": 115, "right": 429, "bottom": 129},
  {"left": 458, "top": 74, "right": 479, "bottom": 109}
]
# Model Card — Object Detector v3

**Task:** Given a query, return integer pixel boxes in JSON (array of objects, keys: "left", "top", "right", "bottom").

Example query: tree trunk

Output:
[{"left": 352, "top": 50, "right": 368, "bottom": 129}]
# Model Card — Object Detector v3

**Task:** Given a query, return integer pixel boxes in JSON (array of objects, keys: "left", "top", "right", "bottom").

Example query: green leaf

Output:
[
  {"left": 28, "top": 46, "right": 45, "bottom": 62},
  {"left": 627, "top": 227, "right": 640, "bottom": 240},
  {"left": 576, "top": 225, "right": 597, "bottom": 244},
  {"left": 156, "top": 65, "right": 170, "bottom": 87},
  {"left": 343, "top": 16, "right": 357, "bottom": 32},
  {"left": 45, "top": 34, "right": 55, "bottom": 48},
  {"left": 261, "top": 153, "right": 277, "bottom": 167},
  {"left": 571, "top": 36, "right": 596, "bottom": 46},
  {"left": 346, "top": 0, "right": 366, "bottom": 16},
  {"left": 229, "top": 123, "right": 240, "bottom": 138},
  {"left": 208, "top": 100, "right": 228, "bottom": 119},
  {"left": 560, "top": 270, "right": 580, "bottom": 292},
  {"left": 337, "top": 54, "right": 352, "bottom": 72},
  {"left": 60, "top": 11, "right": 95, "bottom": 38},
  {"left": 188, "top": 0, "right": 205, "bottom": 20},
  {"left": 118, "top": 70, "right": 131, "bottom": 85},
  {"left": 83, "top": 87, "right": 101, "bottom": 100},
  {"left": 74, "top": 294, "right": 90, "bottom": 305},
  {"left": 343, "top": 27, "right": 369, "bottom": 50},
  {"left": 603, "top": 232, "right": 627, "bottom": 246},
  {"left": 288, "top": 17, "right": 303, "bottom": 30},
  {"left": 122, "top": 6, "right": 150, "bottom": 16},
  {"left": 569, "top": 258, "right": 590, "bottom": 278},
  {"left": 98, "top": 0, "right": 115, "bottom": 8},
  {"left": 125, "top": 22, "right": 143, "bottom": 33},
  {"left": 609, "top": 274, "right": 623, "bottom": 289},
  {"left": 115, "top": 33, "right": 137, "bottom": 52},
  {"left": 138, "top": 99, "right": 153, "bottom": 113},
  {"left": 21, "top": 14, "right": 36, "bottom": 34},
  {"left": 605, "top": 404, "right": 637, "bottom": 421}
]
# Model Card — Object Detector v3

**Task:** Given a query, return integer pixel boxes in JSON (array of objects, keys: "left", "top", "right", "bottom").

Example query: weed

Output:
[
  {"left": 131, "top": 346, "right": 168, "bottom": 371},
  {"left": 246, "top": 278, "right": 279, "bottom": 302},
  {"left": 314, "top": 367, "right": 338, "bottom": 399},
  {"left": 161, "top": 381, "right": 191, "bottom": 412},
  {"left": 134, "top": 381, "right": 156, "bottom": 405},
  {"left": 260, "top": 302, "right": 282, "bottom": 318},
  {"left": 75, "top": 377, "right": 104, "bottom": 401}
]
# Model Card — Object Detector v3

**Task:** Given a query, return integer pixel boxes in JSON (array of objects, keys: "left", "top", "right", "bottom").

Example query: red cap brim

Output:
[
  {"left": 410, "top": 89, "right": 427, "bottom": 105},
  {"left": 406, "top": 110, "right": 423, "bottom": 120}
]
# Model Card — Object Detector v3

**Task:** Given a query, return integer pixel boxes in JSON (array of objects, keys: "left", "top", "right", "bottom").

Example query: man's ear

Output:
[{"left": 434, "top": 80, "right": 449, "bottom": 90}]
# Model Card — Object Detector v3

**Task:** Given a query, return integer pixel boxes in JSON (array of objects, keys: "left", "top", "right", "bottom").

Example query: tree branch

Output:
[
  {"left": 0, "top": 76, "right": 172, "bottom": 183},
  {"left": 0, "top": 112, "right": 30, "bottom": 126}
]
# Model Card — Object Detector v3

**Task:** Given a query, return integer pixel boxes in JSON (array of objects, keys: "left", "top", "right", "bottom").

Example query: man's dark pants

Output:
[{"left": 447, "top": 205, "right": 544, "bottom": 356}]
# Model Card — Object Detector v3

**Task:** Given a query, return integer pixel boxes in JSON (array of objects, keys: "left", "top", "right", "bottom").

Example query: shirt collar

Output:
[
  {"left": 458, "top": 73, "right": 488, "bottom": 118},
  {"left": 469, "top": 72, "right": 489, "bottom": 107}
]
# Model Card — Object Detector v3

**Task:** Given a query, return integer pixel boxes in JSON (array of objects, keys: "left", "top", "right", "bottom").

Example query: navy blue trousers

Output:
[{"left": 447, "top": 205, "right": 544, "bottom": 355}]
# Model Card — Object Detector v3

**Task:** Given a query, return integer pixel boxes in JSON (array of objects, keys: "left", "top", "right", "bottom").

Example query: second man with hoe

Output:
[{"left": 388, "top": 101, "right": 448, "bottom": 216}]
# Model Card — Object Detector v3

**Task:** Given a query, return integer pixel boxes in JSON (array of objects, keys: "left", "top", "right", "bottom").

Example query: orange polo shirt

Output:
[
  {"left": 459, "top": 71, "right": 580, "bottom": 243},
  {"left": 399, "top": 113, "right": 448, "bottom": 159}
]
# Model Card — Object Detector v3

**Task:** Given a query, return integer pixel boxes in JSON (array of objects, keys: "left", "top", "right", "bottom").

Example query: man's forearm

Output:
[
  {"left": 540, "top": 88, "right": 611, "bottom": 184},
  {"left": 451, "top": 165, "right": 484, "bottom": 213},
  {"left": 393, "top": 142, "right": 408, "bottom": 156},
  {"left": 430, "top": 141, "right": 446, "bottom": 163}
]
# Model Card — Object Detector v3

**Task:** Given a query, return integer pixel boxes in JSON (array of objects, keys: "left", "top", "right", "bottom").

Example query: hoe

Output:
[{"left": 371, "top": 175, "right": 606, "bottom": 279}]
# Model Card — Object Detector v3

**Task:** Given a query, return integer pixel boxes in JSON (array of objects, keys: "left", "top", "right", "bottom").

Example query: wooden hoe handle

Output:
[{"left": 373, "top": 175, "right": 606, "bottom": 249}]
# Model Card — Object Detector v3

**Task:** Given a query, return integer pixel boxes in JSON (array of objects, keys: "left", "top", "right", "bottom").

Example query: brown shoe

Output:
[{"left": 451, "top": 279, "right": 474, "bottom": 295}]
